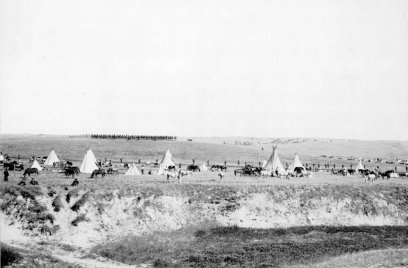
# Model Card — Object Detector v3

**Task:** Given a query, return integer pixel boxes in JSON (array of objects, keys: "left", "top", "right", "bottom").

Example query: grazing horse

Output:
[
  {"left": 365, "top": 173, "right": 377, "bottom": 183},
  {"left": 178, "top": 169, "right": 192, "bottom": 177},
  {"left": 211, "top": 165, "right": 227, "bottom": 172},
  {"left": 65, "top": 166, "right": 80, "bottom": 178},
  {"left": 23, "top": 168, "right": 38, "bottom": 178},
  {"left": 3, "top": 161, "right": 19, "bottom": 171},
  {"left": 166, "top": 171, "right": 180, "bottom": 182},
  {"left": 234, "top": 169, "right": 245, "bottom": 177},
  {"left": 187, "top": 165, "right": 200, "bottom": 172},
  {"left": 91, "top": 168, "right": 106, "bottom": 178}
]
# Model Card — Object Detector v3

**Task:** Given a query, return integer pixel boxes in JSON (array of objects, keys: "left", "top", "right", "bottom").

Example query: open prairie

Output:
[{"left": 1, "top": 135, "right": 408, "bottom": 268}]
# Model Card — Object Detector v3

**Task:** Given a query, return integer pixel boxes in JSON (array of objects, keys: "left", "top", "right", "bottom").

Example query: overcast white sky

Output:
[{"left": 1, "top": 0, "right": 407, "bottom": 140}]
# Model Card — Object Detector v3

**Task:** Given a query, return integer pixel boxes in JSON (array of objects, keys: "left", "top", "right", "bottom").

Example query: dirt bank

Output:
[{"left": 1, "top": 184, "right": 407, "bottom": 250}]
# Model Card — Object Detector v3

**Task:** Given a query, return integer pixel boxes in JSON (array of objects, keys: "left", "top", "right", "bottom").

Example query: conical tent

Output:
[
  {"left": 355, "top": 158, "right": 364, "bottom": 171},
  {"left": 261, "top": 160, "right": 267, "bottom": 168},
  {"left": 80, "top": 149, "right": 98, "bottom": 173},
  {"left": 125, "top": 163, "right": 141, "bottom": 176},
  {"left": 44, "top": 149, "right": 60, "bottom": 166},
  {"left": 0, "top": 154, "right": 4, "bottom": 161},
  {"left": 263, "top": 146, "right": 286, "bottom": 175},
  {"left": 31, "top": 159, "right": 43, "bottom": 171},
  {"left": 156, "top": 150, "right": 176, "bottom": 175},
  {"left": 200, "top": 162, "right": 208, "bottom": 171},
  {"left": 288, "top": 153, "right": 305, "bottom": 172}
]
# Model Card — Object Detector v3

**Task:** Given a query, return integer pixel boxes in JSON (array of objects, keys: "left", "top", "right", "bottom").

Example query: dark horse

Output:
[
  {"left": 91, "top": 168, "right": 106, "bottom": 178},
  {"left": 23, "top": 168, "right": 39, "bottom": 178},
  {"left": 65, "top": 166, "right": 80, "bottom": 178},
  {"left": 4, "top": 161, "right": 24, "bottom": 171},
  {"left": 187, "top": 165, "right": 200, "bottom": 172}
]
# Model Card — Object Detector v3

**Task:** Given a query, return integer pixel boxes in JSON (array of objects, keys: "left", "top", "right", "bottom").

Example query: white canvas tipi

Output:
[
  {"left": 31, "top": 159, "right": 43, "bottom": 171},
  {"left": 355, "top": 158, "right": 364, "bottom": 172},
  {"left": 263, "top": 146, "right": 286, "bottom": 175},
  {"left": 80, "top": 149, "right": 98, "bottom": 173},
  {"left": 125, "top": 163, "right": 141, "bottom": 176},
  {"left": 200, "top": 162, "right": 208, "bottom": 171},
  {"left": 261, "top": 160, "right": 267, "bottom": 168},
  {"left": 44, "top": 149, "right": 60, "bottom": 166},
  {"left": 156, "top": 150, "right": 176, "bottom": 175},
  {"left": 288, "top": 153, "right": 305, "bottom": 172}
]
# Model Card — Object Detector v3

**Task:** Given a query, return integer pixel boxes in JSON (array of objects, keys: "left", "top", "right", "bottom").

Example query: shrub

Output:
[
  {"left": 71, "top": 193, "right": 89, "bottom": 212},
  {"left": 66, "top": 188, "right": 80, "bottom": 204},
  {"left": 52, "top": 195, "right": 63, "bottom": 212},
  {"left": 71, "top": 214, "right": 87, "bottom": 226}
]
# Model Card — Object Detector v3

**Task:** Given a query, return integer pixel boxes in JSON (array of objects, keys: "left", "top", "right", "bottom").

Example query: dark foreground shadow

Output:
[{"left": 93, "top": 225, "right": 408, "bottom": 267}]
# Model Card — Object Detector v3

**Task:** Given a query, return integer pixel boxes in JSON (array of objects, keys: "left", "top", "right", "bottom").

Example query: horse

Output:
[
  {"left": 187, "top": 165, "right": 200, "bottom": 172},
  {"left": 166, "top": 171, "right": 180, "bottom": 182},
  {"left": 3, "top": 161, "right": 18, "bottom": 171},
  {"left": 211, "top": 165, "right": 227, "bottom": 172},
  {"left": 178, "top": 169, "right": 192, "bottom": 177},
  {"left": 23, "top": 168, "right": 38, "bottom": 178},
  {"left": 365, "top": 173, "right": 378, "bottom": 183},
  {"left": 91, "top": 168, "right": 106, "bottom": 178},
  {"left": 347, "top": 169, "right": 356, "bottom": 175},
  {"left": 234, "top": 169, "right": 245, "bottom": 177},
  {"left": 65, "top": 166, "right": 80, "bottom": 178},
  {"left": 380, "top": 170, "right": 397, "bottom": 179}
]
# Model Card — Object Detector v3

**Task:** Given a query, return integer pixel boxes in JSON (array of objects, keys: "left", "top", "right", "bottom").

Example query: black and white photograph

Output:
[{"left": 1, "top": 0, "right": 408, "bottom": 267}]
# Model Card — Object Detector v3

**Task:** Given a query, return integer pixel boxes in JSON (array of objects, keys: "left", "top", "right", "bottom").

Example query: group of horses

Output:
[{"left": 233, "top": 165, "right": 311, "bottom": 179}]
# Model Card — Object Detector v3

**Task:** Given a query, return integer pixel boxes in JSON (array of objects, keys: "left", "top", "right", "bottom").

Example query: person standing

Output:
[{"left": 4, "top": 168, "right": 9, "bottom": 182}]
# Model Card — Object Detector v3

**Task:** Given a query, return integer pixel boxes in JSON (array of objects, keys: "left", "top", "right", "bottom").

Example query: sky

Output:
[{"left": 1, "top": 0, "right": 407, "bottom": 140}]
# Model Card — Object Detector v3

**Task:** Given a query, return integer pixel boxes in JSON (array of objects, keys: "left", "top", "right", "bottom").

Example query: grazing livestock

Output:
[
  {"left": 211, "top": 165, "right": 227, "bottom": 172},
  {"left": 187, "top": 165, "right": 200, "bottom": 172},
  {"left": 23, "top": 168, "right": 39, "bottom": 178},
  {"left": 166, "top": 171, "right": 180, "bottom": 182},
  {"left": 65, "top": 166, "right": 80, "bottom": 178},
  {"left": 178, "top": 169, "right": 192, "bottom": 177},
  {"left": 90, "top": 168, "right": 106, "bottom": 178},
  {"left": 3, "top": 161, "right": 24, "bottom": 171}
]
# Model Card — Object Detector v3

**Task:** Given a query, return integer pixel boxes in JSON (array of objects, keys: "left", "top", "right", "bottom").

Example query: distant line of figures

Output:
[{"left": 90, "top": 134, "right": 177, "bottom": 141}]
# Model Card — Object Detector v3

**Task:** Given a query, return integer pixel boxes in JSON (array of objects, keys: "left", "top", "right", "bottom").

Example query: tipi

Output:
[
  {"left": 125, "top": 163, "right": 141, "bottom": 176},
  {"left": 288, "top": 153, "right": 305, "bottom": 172},
  {"left": 44, "top": 149, "right": 59, "bottom": 166},
  {"left": 355, "top": 158, "right": 364, "bottom": 172},
  {"left": 80, "top": 149, "right": 98, "bottom": 173},
  {"left": 31, "top": 159, "right": 43, "bottom": 171},
  {"left": 261, "top": 159, "right": 267, "bottom": 168},
  {"left": 156, "top": 150, "right": 176, "bottom": 175},
  {"left": 200, "top": 162, "right": 208, "bottom": 171},
  {"left": 263, "top": 146, "right": 286, "bottom": 175},
  {"left": 0, "top": 153, "right": 4, "bottom": 162}
]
